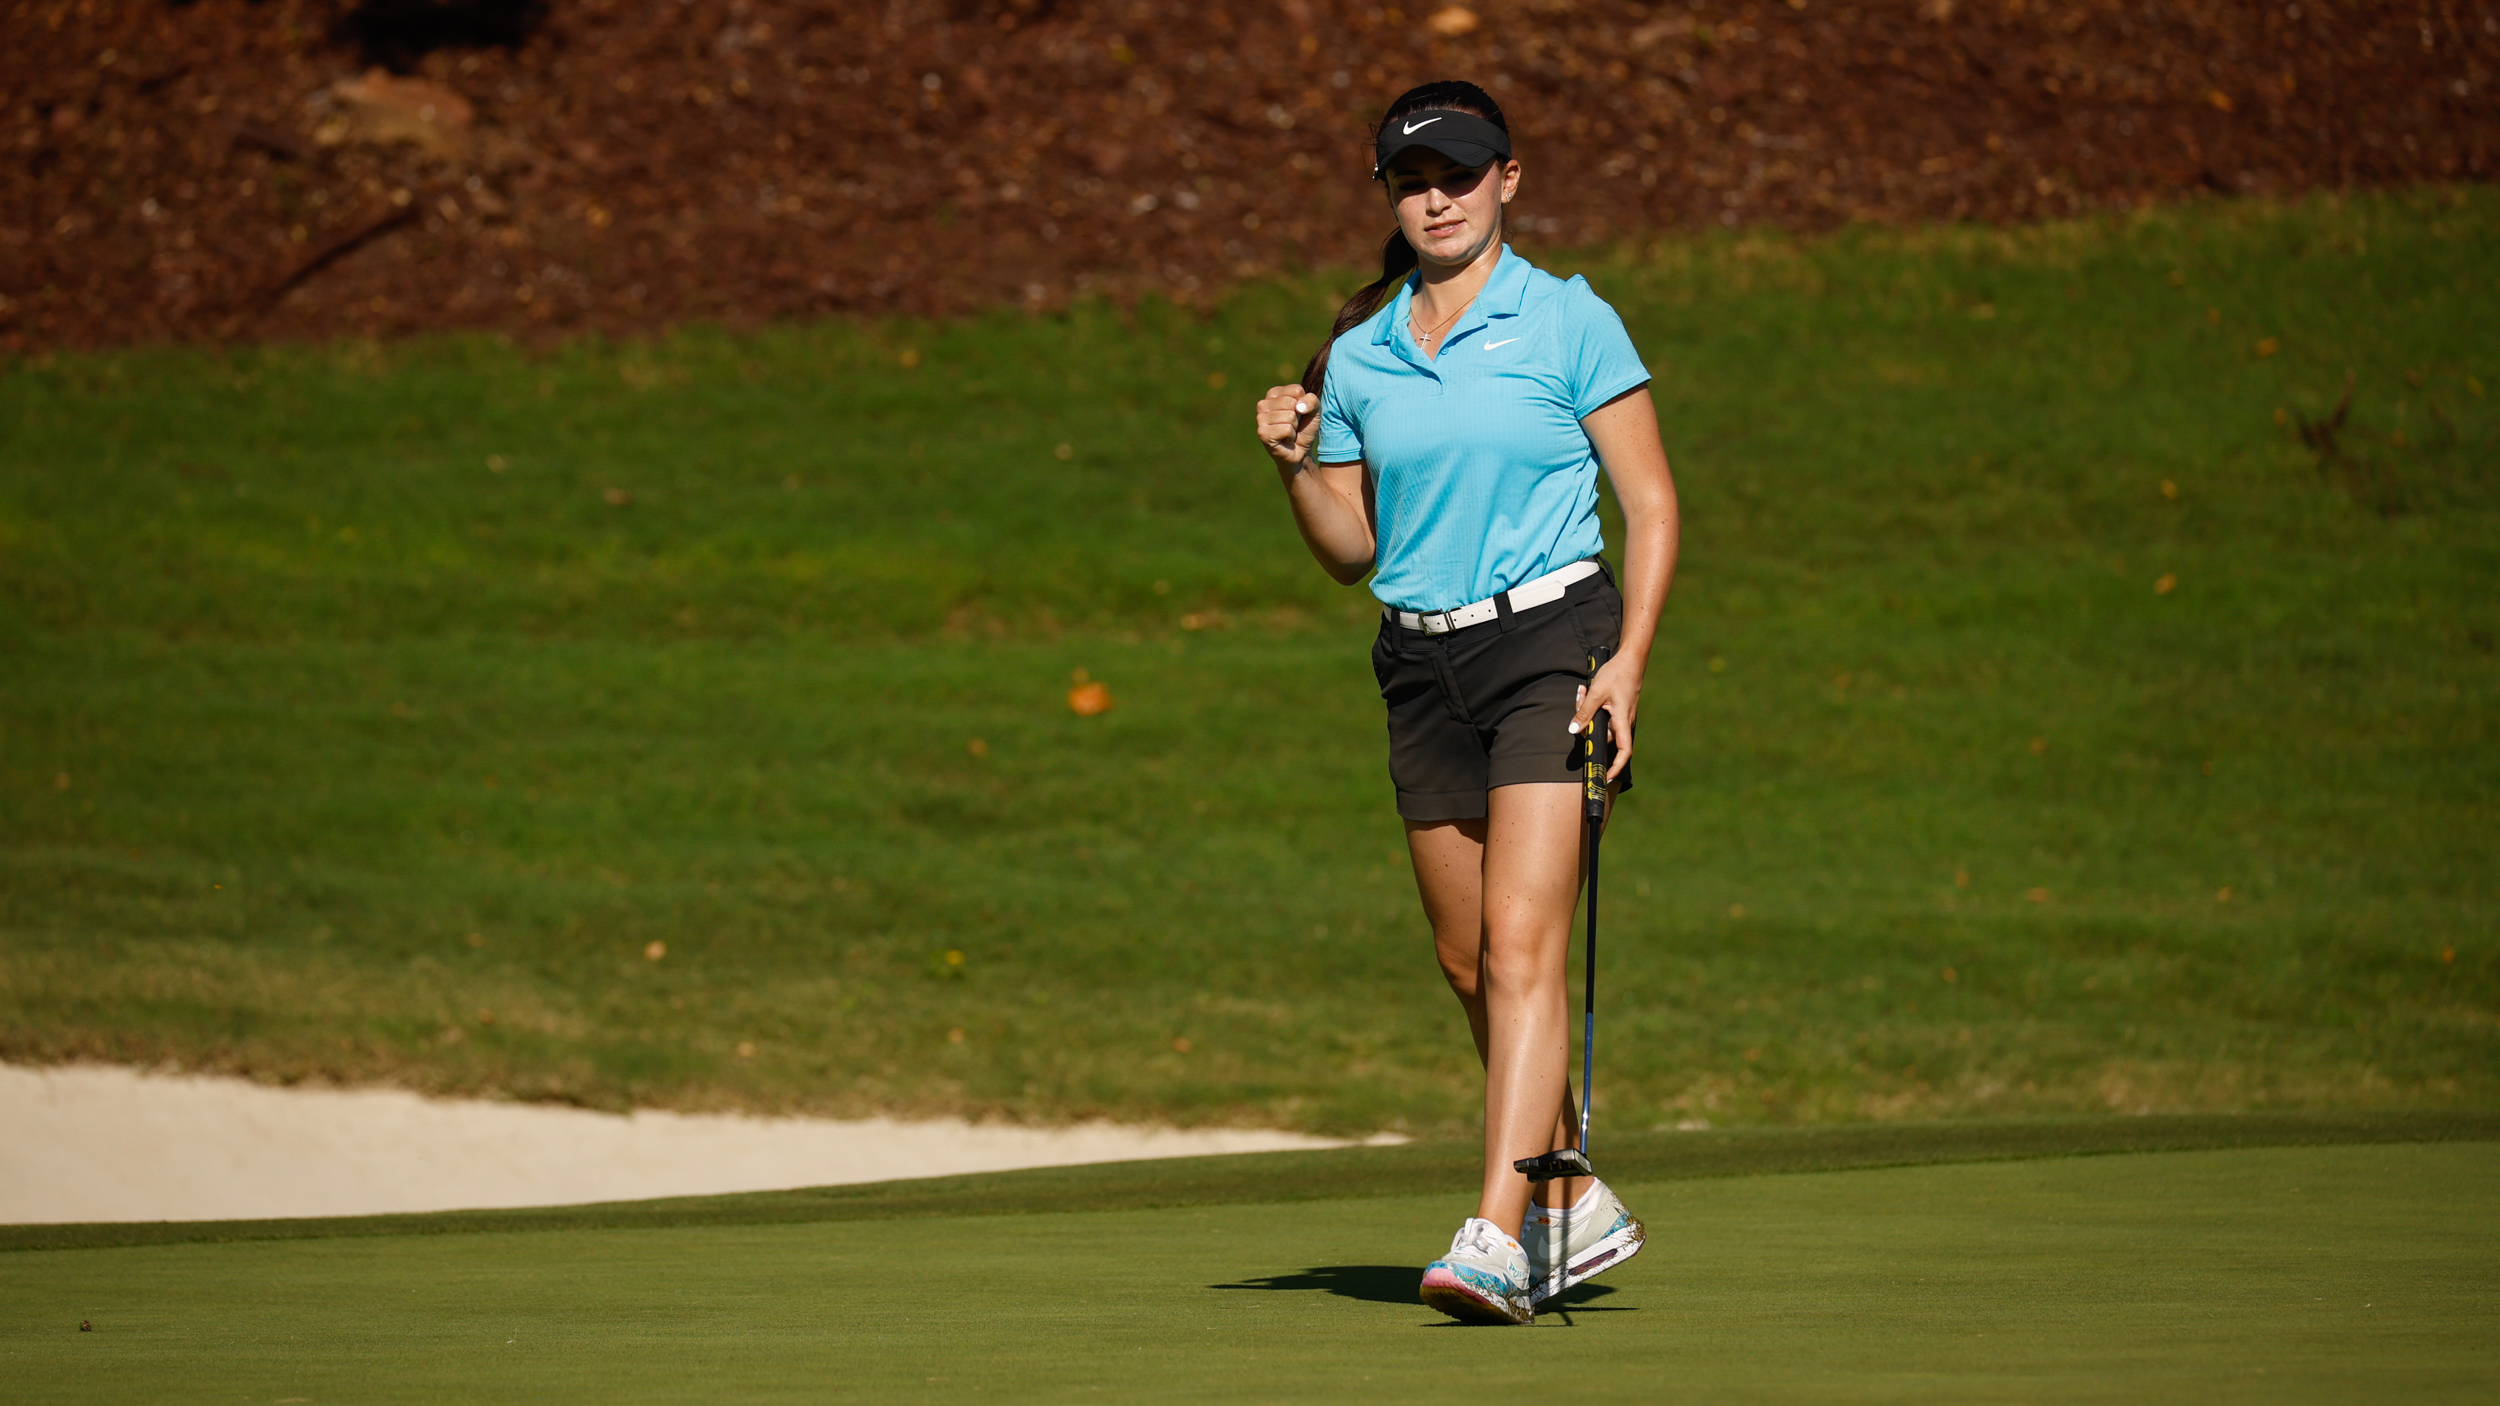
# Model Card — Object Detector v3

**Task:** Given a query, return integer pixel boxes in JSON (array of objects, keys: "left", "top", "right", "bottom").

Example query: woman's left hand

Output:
[{"left": 1569, "top": 656, "right": 1643, "bottom": 783}]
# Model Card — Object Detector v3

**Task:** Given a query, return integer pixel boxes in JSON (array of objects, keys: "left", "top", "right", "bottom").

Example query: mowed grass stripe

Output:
[
  {"left": 9, "top": 1110, "right": 2495, "bottom": 1254},
  {"left": 6, "top": 1143, "right": 2496, "bottom": 1404}
]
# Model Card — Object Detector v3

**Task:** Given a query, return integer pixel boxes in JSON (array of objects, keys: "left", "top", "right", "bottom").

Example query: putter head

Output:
[{"left": 1512, "top": 1148, "right": 1595, "bottom": 1183}]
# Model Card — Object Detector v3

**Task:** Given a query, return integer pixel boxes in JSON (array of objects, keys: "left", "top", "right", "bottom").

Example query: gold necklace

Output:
[{"left": 1410, "top": 292, "right": 1474, "bottom": 348}]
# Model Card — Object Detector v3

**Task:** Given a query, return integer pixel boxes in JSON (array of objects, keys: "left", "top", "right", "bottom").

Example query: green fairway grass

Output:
[
  {"left": 3, "top": 189, "right": 2495, "bottom": 1133},
  {"left": 6, "top": 1131, "right": 2497, "bottom": 1402}
]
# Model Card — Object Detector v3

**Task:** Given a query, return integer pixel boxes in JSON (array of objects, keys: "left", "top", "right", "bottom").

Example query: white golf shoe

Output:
[
  {"left": 1520, "top": 1178, "right": 1645, "bottom": 1304},
  {"left": 1418, "top": 1216, "right": 1537, "bottom": 1325}
]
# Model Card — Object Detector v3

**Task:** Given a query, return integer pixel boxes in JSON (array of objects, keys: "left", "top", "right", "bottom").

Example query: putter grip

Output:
[{"left": 1582, "top": 646, "right": 1615, "bottom": 818}]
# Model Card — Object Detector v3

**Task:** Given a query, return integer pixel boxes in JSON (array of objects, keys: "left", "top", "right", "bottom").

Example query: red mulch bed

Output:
[{"left": 3, "top": 0, "right": 2490, "bottom": 352}]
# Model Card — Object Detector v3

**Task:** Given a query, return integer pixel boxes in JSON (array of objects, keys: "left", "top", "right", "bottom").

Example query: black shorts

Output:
[{"left": 1370, "top": 563, "right": 1632, "bottom": 823}]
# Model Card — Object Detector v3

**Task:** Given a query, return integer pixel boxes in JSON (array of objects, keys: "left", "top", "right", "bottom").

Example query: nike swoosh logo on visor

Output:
[
  {"left": 1484, "top": 338, "right": 1519, "bottom": 350},
  {"left": 1402, "top": 117, "right": 1444, "bottom": 134}
]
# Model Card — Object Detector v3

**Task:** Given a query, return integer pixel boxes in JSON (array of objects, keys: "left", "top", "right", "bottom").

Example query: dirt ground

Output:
[{"left": 3, "top": 0, "right": 2492, "bottom": 351}]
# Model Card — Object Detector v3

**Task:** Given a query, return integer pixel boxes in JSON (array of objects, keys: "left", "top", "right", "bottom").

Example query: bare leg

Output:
[
  {"left": 1406, "top": 783, "right": 1591, "bottom": 1235},
  {"left": 1474, "top": 783, "right": 1585, "bottom": 1235}
]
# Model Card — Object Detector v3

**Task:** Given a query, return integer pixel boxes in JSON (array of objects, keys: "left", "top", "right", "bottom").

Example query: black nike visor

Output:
[{"left": 1372, "top": 109, "right": 1513, "bottom": 180}]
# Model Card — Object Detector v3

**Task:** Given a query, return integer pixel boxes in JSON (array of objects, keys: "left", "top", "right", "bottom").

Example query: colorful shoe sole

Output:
[{"left": 1419, "top": 1264, "right": 1534, "bottom": 1325}]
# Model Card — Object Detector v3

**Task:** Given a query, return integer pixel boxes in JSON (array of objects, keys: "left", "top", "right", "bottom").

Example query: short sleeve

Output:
[
  {"left": 1314, "top": 357, "right": 1363, "bottom": 464},
  {"left": 1562, "top": 278, "right": 1651, "bottom": 419}
]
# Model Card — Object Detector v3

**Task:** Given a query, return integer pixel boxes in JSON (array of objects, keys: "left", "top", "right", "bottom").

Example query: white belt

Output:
[{"left": 1385, "top": 560, "right": 1602, "bottom": 635}]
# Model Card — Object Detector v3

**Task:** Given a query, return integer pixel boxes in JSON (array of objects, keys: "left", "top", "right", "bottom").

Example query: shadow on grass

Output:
[
  {"left": 1211, "top": 1264, "right": 1420, "bottom": 1305},
  {"left": 1209, "top": 1264, "right": 1622, "bottom": 1312}
]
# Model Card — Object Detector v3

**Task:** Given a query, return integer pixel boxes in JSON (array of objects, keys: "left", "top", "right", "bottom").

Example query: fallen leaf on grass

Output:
[
  {"left": 2155, "top": 573, "right": 2177, "bottom": 594},
  {"left": 644, "top": 940, "right": 667, "bottom": 961},
  {"left": 1068, "top": 680, "right": 1114, "bottom": 715}
]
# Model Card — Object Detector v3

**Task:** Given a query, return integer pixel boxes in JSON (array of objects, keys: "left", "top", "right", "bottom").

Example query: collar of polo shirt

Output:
[{"left": 1374, "top": 244, "right": 1532, "bottom": 356}]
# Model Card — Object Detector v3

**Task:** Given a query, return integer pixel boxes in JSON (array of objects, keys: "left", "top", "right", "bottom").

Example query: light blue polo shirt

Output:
[{"left": 1315, "top": 246, "right": 1650, "bottom": 613}]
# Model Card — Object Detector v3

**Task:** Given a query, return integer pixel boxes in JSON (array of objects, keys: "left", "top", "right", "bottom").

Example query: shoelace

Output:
[{"left": 1451, "top": 1220, "right": 1512, "bottom": 1264}]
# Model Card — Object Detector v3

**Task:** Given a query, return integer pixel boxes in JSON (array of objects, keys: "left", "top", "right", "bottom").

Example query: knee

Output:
[{"left": 1478, "top": 926, "right": 1563, "bottom": 995}]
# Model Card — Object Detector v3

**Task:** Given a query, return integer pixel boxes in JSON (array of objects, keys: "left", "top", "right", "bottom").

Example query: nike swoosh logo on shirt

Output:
[
  {"left": 1402, "top": 117, "right": 1444, "bottom": 134},
  {"left": 1484, "top": 338, "right": 1520, "bottom": 350}
]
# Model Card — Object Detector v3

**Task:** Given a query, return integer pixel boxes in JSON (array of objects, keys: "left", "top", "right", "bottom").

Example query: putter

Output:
[{"left": 1514, "top": 644, "right": 1614, "bottom": 1187}]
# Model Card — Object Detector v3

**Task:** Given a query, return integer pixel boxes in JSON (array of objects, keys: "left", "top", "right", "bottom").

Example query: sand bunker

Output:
[{"left": 0, "top": 1062, "right": 1376, "bottom": 1225}]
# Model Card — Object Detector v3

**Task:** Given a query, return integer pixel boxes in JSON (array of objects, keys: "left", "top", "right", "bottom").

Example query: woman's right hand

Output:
[{"left": 1255, "top": 384, "right": 1322, "bottom": 470}]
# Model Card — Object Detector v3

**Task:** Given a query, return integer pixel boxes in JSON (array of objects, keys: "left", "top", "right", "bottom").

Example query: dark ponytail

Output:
[
  {"left": 1298, "top": 229, "right": 1419, "bottom": 397},
  {"left": 1298, "top": 80, "right": 1509, "bottom": 400}
]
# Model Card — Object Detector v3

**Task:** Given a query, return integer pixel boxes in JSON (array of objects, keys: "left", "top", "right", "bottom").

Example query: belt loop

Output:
[{"left": 1492, "top": 589, "right": 1518, "bottom": 633}]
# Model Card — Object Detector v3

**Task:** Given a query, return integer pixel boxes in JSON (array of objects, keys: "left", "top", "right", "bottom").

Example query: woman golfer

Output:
[{"left": 1254, "top": 80, "right": 1680, "bottom": 1325}]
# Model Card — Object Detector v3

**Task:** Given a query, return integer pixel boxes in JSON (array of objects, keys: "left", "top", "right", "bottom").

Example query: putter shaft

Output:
[{"left": 1577, "top": 696, "right": 1609, "bottom": 1166}]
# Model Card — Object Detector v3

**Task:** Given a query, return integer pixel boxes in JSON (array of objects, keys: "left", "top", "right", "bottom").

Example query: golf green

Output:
[{"left": 9, "top": 1140, "right": 2495, "bottom": 1403}]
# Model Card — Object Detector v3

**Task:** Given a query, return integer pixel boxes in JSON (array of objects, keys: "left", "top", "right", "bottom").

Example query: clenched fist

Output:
[{"left": 1254, "top": 384, "right": 1322, "bottom": 470}]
